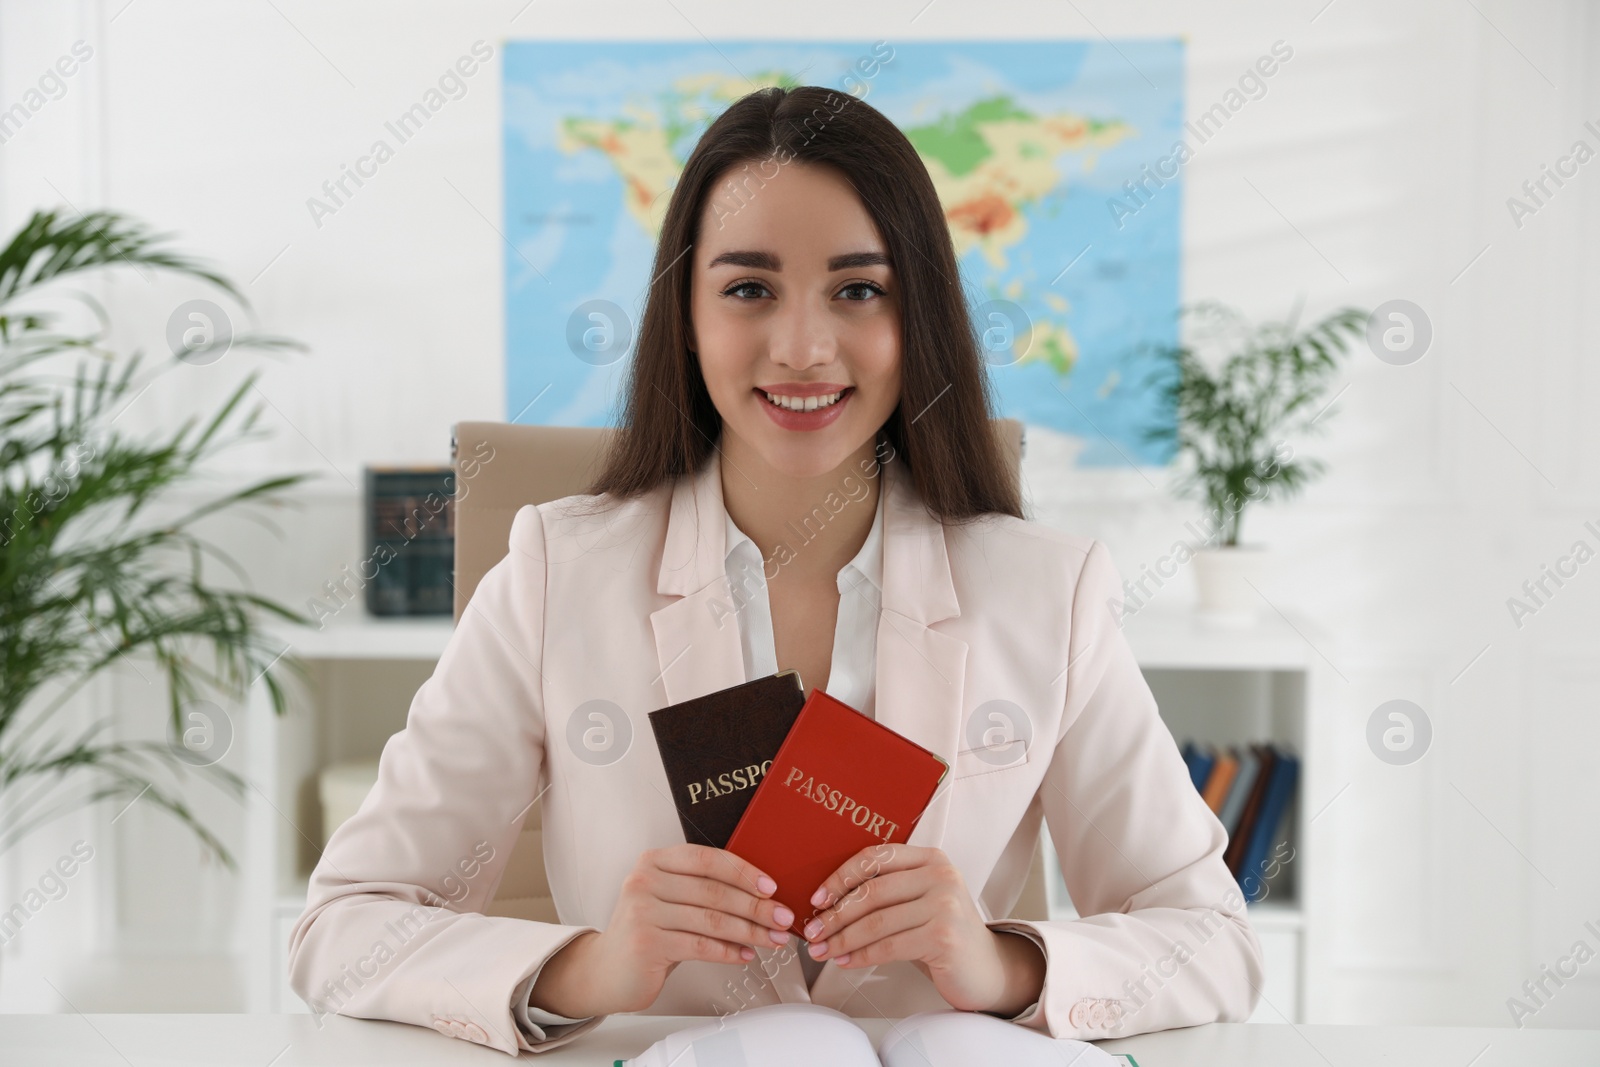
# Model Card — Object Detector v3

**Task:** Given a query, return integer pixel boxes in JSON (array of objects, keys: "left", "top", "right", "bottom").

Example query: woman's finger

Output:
[
  {"left": 652, "top": 843, "right": 779, "bottom": 898},
  {"left": 646, "top": 895, "right": 796, "bottom": 953},
  {"left": 809, "top": 843, "right": 936, "bottom": 911},
  {"left": 652, "top": 899, "right": 786, "bottom": 950},
  {"left": 652, "top": 924, "right": 761, "bottom": 965},
  {"left": 810, "top": 899, "right": 932, "bottom": 966},
  {"left": 802, "top": 867, "right": 924, "bottom": 943},
  {"left": 652, "top": 869, "right": 792, "bottom": 928}
]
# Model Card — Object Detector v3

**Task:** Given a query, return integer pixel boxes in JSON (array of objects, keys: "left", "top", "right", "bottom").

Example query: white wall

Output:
[{"left": 0, "top": 0, "right": 1595, "bottom": 1027}]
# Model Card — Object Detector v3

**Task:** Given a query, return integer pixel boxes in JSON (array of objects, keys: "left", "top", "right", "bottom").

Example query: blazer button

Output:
[
  {"left": 1067, "top": 1000, "right": 1090, "bottom": 1028},
  {"left": 1087, "top": 1000, "right": 1106, "bottom": 1029},
  {"left": 462, "top": 1021, "right": 489, "bottom": 1044},
  {"left": 1104, "top": 998, "right": 1124, "bottom": 1027},
  {"left": 431, "top": 1017, "right": 454, "bottom": 1037}
]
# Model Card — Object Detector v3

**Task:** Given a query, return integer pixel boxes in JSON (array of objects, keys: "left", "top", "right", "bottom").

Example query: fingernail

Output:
[
  {"left": 773, "top": 905, "right": 794, "bottom": 928},
  {"left": 768, "top": 928, "right": 790, "bottom": 944},
  {"left": 741, "top": 946, "right": 754, "bottom": 959},
  {"left": 758, "top": 874, "right": 777, "bottom": 895},
  {"left": 810, "top": 886, "right": 829, "bottom": 907},
  {"left": 808, "top": 940, "right": 827, "bottom": 958},
  {"left": 803, "top": 918, "right": 822, "bottom": 939},
  {"left": 835, "top": 953, "right": 851, "bottom": 965}
]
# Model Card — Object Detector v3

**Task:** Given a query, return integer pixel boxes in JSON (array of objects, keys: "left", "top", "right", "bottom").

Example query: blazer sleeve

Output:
[
  {"left": 286, "top": 504, "right": 607, "bottom": 1056},
  {"left": 986, "top": 538, "right": 1265, "bottom": 1039}
]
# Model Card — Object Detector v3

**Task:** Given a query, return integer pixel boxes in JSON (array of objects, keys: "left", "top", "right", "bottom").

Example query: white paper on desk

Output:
[
  {"left": 621, "top": 1003, "right": 878, "bottom": 1067},
  {"left": 620, "top": 1003, "right": 1117, "bottom": 1067},
  {"left": 878, "top": 1009, "right": 1118, "bottom": 1067}
]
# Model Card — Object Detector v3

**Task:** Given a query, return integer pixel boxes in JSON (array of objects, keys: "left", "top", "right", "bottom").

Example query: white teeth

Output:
[{"left": 763, "top": 390, "right": 843, "bottom": 412}]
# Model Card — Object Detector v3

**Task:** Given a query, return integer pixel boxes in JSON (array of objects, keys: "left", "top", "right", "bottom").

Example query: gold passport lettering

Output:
[
  {"left": 781, "top": 765, "right": 898, "bottom": 842},
  {"left": 687, "top": 759, "right": 773, "bottom": 805}
]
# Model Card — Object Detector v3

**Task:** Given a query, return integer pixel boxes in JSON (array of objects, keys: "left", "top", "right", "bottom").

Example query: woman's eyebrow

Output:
[{"left": 705, "top": 250, "right": 892, "bottom": 271}]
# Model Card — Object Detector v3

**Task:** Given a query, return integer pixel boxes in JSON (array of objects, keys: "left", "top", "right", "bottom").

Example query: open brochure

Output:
[{"left": 616, "top": 1002, "right": 1117, "bottom": 1067}]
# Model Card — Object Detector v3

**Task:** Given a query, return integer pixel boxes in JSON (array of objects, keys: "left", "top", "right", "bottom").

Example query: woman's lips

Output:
[{"left": 754, "top": 386, "right": 854, "bottom": 431}]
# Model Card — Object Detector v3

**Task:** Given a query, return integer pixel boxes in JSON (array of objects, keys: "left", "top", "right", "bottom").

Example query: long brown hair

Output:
[{"left": 583, "top": 84, "right": 1023, "bottom": 523}]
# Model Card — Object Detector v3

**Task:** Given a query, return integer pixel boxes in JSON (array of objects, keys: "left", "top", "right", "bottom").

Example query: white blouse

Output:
[{"left": 722, "top": 482, "right": 886, "bottom": 721}]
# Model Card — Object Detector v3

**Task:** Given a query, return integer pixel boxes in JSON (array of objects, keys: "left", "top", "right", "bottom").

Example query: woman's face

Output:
[{"left": 688, "top": 160, "right": 901, "bottom": 481}]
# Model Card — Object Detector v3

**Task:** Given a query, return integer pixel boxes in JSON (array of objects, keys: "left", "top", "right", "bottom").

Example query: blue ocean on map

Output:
[{"left": 502, "top": 40, "right": 1183, "bottom": 467}]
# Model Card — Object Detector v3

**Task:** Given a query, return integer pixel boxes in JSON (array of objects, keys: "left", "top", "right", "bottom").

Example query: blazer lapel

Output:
[
  {"left": 648, "top": 454, "right": 747, "bottom": 707},
  {"left": 867, "top": 454, "right": 967, "bottom": 851}
]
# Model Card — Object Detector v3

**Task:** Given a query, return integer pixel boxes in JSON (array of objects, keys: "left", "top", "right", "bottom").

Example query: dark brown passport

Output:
[{"left": 647, "top": 670, "right": 806, "bottom": 849}]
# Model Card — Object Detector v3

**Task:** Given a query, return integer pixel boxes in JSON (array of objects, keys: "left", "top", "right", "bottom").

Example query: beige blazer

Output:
[{"left": 287, "top": 449, "right": 1264, "bottom": 1055}]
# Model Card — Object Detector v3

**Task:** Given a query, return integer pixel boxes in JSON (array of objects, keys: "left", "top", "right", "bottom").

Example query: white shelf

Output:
[
  {"left": 1122, "top": 605, "right": 1320, "bottom": 671},
  {"left": 1247, "top": 901, "right": 1305, "bottom": 932},
  {"left": 267, "top": 614, "right": 455, "bottom": 661}
]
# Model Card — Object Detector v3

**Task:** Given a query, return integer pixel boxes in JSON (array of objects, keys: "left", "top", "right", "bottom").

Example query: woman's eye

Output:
[
  {"left": 839, "top": 281, "right": 886, "bottom": 301},
  {"left": 722, "top": 281, "right": 770, "bottom": 300}
]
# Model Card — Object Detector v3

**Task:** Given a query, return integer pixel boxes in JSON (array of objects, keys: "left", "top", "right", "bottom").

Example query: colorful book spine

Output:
[
  {"left": 1201, "top": 749, "right": 1240, "bottom": 814},
  {"left": 1237, "top": 750, "right": 1299, "bottom": 901},
  {"left": 1181, "top": 740, "right": 1216, "bottom": 793},
  {"left": 1224, "top": 744, "right": 1277, "bottom": 875},
  {"left": 1218, "top": 748, "right": 1260, "bottom": 838}
]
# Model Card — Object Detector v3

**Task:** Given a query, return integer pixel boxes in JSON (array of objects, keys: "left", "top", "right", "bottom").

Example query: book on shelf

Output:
[
  {"left": 1183, "top": 739, "right": 1299, "bottom": 903},
  {"left": 617, "top": 1002, "right": 1118, "bottom": 1067},
  {"left": 362, "top": 465, "right": 456, "bottom": 616},
  {"left": 1200, "top": 748, "right": 1239, "bottom": 813},
  {"left": 1216, "top": 747, "right": 1261, "bottom": 836},
  {"left": 1180, "top": 738, "right": 1215, "bottom": 792},
  {"left": 1238, "top": 749, "right": 1298, "bottom": 902},
  {"left": 1222, "top": 744, "right": 1276, "bottom": 874}
]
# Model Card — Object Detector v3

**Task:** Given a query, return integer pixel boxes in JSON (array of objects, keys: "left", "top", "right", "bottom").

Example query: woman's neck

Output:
[{"left": 717, "top": 432, "right": 883, "bottom": 584}]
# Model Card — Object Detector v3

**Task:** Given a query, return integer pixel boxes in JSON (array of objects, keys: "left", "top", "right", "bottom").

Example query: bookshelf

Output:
[
  {"left": 243, "top": 605, "right": 1327, "bottom": 1023},
  {"left": 242, "top": 615, "right": 454, "bottom": 1015},
  {"left": 1036, "top": 603, "right": 1329, "bottom": 1024}
]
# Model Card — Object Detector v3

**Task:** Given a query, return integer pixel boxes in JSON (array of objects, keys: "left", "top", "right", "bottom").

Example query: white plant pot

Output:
[{"left": 1191, "top": 545, "right": 1272, "bottom": 625}]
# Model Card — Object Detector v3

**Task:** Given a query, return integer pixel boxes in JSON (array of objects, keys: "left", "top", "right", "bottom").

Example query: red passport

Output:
[{"left": 723, "top": 689, "right": 949, "bottom": 938}]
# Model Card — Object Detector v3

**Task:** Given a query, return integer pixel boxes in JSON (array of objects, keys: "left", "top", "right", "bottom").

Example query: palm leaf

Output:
[
  {"left": 0, "top": 207, "right": 315, "bottom": 863},
  {"left": 0, "top": 209, "right": 239, "bottom": 308}
]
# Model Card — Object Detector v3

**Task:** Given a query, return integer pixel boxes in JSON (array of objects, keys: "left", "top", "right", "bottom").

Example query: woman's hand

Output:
[
  {"left": 799, "top": 843, "right": 1046, "bottom": 1016},
  {"left": 529, "top": 843, "right": 794, "bottom": 1017}
]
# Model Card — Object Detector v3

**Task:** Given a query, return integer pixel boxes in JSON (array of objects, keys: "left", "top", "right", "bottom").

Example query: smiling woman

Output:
[
  {"left": 288, "top": 84, "right": 1263, "bottom": 1056},
  {"left": 585, "top": 85, "right": 1020, "bottom": 522}
]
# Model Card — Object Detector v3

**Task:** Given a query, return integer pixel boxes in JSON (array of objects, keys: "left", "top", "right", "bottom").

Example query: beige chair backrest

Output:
[{"left": 450, "top": 419, "right": 1050, "bottom": 924}]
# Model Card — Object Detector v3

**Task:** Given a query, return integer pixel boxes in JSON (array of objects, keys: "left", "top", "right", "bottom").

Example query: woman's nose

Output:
[{"left": 767, "top": 299, "right": 838, "bottom": 370}]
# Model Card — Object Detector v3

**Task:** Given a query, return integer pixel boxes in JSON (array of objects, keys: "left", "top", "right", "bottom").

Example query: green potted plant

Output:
[
  {"left": 0, "top": 208, "right": 314, "bottom": 871},
  {"left": 1139, "top": 300, "right": 1366, "bottom": 622}
]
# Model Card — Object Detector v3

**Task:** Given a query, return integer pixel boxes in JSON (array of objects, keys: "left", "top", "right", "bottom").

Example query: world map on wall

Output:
[{"left": 503, "top": 41, "right": 1183, "bottom": 466}]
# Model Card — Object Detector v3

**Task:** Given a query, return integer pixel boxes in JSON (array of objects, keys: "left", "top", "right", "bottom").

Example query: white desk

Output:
[{"left": 3, "top": 1013, "right": 1597, "bottom": 1065}]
